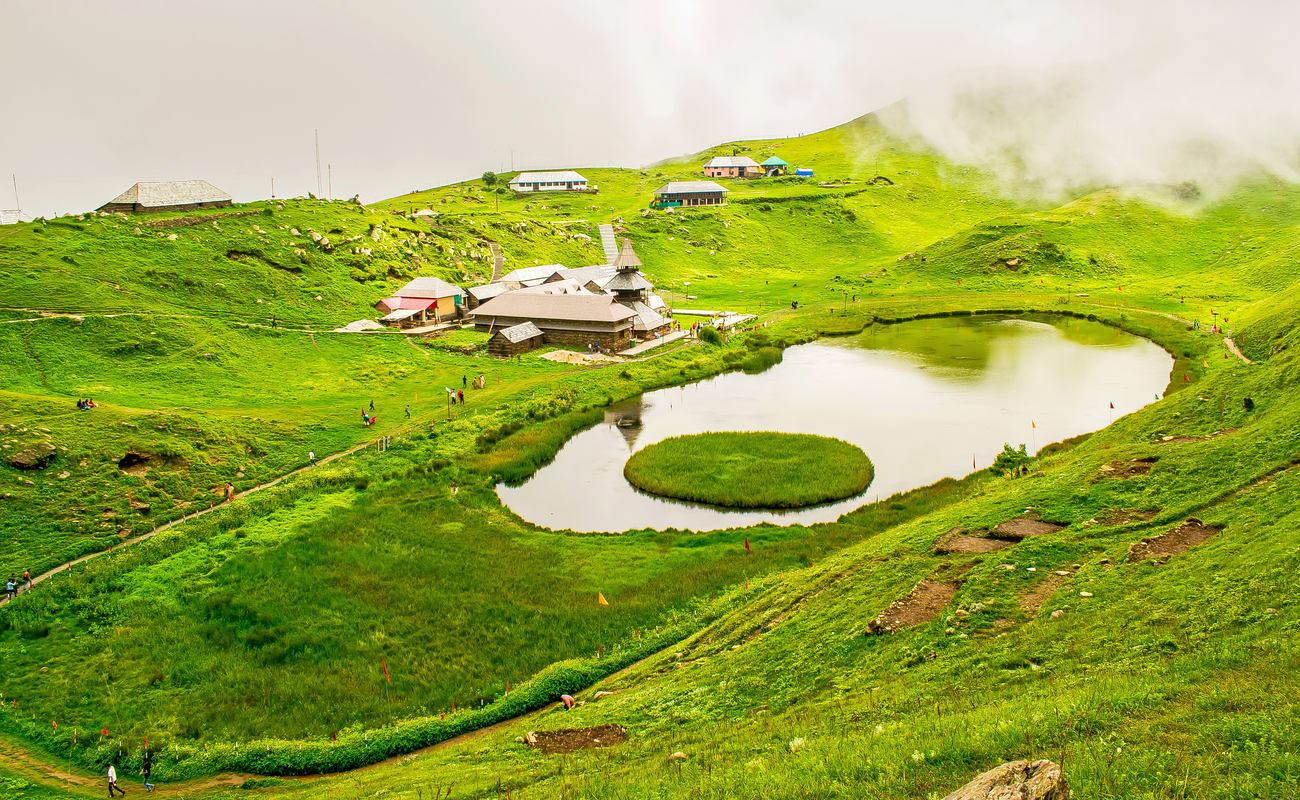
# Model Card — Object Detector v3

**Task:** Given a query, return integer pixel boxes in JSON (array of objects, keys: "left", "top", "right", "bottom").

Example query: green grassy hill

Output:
[{"left": 0, "top": 111, "right": 1298, "bottom": 798}]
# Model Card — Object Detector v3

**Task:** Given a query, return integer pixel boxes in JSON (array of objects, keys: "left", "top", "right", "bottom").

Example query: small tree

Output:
[
  {"left": 481, "top": 171, "right": 497, "bottom": 186},
  {"left": 990, "top": 443, "right": 1032, "bottom": 477}
]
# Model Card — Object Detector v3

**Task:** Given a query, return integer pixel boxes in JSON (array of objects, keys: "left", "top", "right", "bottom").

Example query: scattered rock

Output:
[
  {"left": 942, "top": 759, "right": 1069, "bottom": 800},
  {"left": 1050, "top": 609, "right": 1066, "bottom": 619},
  {"left": 668, "top": 751, "right": 688, "bottom": 761},
  {"left": 166, "top": 233, "right": 178, "bottom": 241},
  {"left": 522, "top": 725, "right": 628, "bottom": 755},
  {"left": 1079, "top": 591, "right": 1093, "bottom": 598},
  {"left": 1128, "top": 518, "right": 1222, "bottom": 562},
  {"left": 592, "top": 690, "right": 613, "bottom": 699}
]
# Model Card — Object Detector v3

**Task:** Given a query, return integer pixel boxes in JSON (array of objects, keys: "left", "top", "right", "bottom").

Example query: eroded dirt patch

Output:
[
  {"left": 525, "top": 724, "right": 628, "bottom": 755},
  {"left": 1129, "top": 518, "right": 1221, "bottom": 562},
  {"left": 1158, "top": 428, "right": 1236, "bottom": 444},
  {"left": 992, "top": 513, "right": 1065, "bottom": 540},
  {"left": 868, "top": 577, "right": 962, "bottom": 634},
  {"left": 933, "top": 527, "right": 1015, "bottom": 554},
  {"left": 118, "top": 451, "right": 152, "bottom": 476},
  {"left": 1099, "top": 456, "right": 1158, "bottom": 478},
  {"left": 1019, "top": 575, "right": 1067, "bottom": 614},
  {"left": 1091, "top": 508, "right": 1157, "bottom": 526}
]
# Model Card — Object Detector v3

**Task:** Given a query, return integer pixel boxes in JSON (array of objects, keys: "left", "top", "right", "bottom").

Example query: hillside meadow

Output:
[{"left": 0, "top": 113, "right": 1297, "bottom": 797}]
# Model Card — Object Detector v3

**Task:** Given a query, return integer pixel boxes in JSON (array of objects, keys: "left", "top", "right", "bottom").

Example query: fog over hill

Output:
[
  {"left": 2, "top": 0, "right": 1298, "bottom": 216},
  {"left": 877, "top": 2, "right": 1300, "bottom": 200}
]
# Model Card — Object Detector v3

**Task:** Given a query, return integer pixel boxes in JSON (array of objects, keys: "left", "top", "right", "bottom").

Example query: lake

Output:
[{"left": 498, "top": 315, "right": 1173, "bottom": 532}]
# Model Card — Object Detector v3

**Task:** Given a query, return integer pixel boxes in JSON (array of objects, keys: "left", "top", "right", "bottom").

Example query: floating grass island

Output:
[{"left": 623, "top": 432, "right": 874, "bottom": 509}]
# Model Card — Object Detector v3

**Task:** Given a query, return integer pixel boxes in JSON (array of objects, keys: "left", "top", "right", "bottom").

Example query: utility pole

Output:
[
  {"left": 11, "top": 174, "right": 19, "bottom": 216},
  {"left": 314, "top": 129, "right": 323, "bottom": 198},
  {"left": 328, "top": 163, "right": 333, "bottom": 199},
  {"left": 270, "top": 177, "right": 276, "bottom": 199}
]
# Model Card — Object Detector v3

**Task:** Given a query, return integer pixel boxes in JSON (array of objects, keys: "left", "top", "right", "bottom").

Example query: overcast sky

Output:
[{"left": 3, "top": 0, "right": 1298, "bottom": 217}]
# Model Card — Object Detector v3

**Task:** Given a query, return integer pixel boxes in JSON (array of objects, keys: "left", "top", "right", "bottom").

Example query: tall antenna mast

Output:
[
  {"left": 314, "top": 129, "right": 323, "bottom": 197},
  {"left": 327, "top": 163, "right": 333, "bottom": 199},
  {"left": 271, "top": 176, "right": 276, "bottom": 199},
  {"left": 11, "top": 174, "right": 20, "bottom": 215}
]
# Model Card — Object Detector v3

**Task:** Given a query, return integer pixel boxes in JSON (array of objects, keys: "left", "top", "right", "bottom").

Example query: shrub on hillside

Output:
[{"left": 698, "top": 326, "right": 723, "bottom": 345}]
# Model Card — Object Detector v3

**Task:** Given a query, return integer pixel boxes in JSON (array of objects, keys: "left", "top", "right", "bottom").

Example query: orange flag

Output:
[
  {"left": 381, "top": 657, "right": 391, "bottom": 685},
  {"left": 597, "top": 592, "right": 609, "bottom": 606},
  {"left": 1031, "top": 420, "right": 1036, "bottom": 429},
  {"left": 744, "top": 538, "right": 751, "bottom": 553}
]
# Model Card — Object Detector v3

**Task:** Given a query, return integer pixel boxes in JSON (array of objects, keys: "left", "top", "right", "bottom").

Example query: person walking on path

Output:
[
  {"left": 457, "top": 389, "right": 464, "bottom": 404},
  {"left": 462, "top": 374, "right": 467, "bottom": 388},
  {"left": 4, "top": 576, "right": 15, "bottom": 601},
  {"left": 22, "top": 569, "right": 31, "bottom": 592},
  {"left": 404, "top": 405, "right": 411, "bottom": 418},
  {"left": 369, "top": 399, "right": 375, "bottom": 412},
  {"left": 141, "top": 752, "right": 154, "bottom": 792},
  {"left": 308, "top": 451, "right": 316, "bottom": 466},
  {"left": 107, "top": 763, "right": 126, "bottom": 796}
]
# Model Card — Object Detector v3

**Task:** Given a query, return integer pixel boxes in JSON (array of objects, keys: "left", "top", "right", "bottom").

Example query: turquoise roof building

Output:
[{"left": 761, "top": 156, "right": 789, "bottom": 167}]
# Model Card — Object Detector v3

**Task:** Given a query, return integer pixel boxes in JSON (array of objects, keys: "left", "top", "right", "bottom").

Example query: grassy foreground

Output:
[
  {"left": 624, "top": 432, "right": 875, "bottom": 509},
  {"left": 0, "top": 110, "right": 1298, "bottom": 797}
]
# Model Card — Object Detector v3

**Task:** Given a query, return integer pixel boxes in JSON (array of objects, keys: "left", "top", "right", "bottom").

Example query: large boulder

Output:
[
  {"left": 10, "top": 442, "right": 56, "bottom": 470},
  {"left": 942, "top": 760, "right": 1069, "bottom": 800}
]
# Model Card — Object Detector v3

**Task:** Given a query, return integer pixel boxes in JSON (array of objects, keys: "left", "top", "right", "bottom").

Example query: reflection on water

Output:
[{"left": 498, "top": 317, "right": 1173, "bottom": 533}]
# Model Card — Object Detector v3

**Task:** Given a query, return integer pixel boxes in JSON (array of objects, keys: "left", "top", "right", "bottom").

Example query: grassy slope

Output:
[{"left": 0, "top": 113, "right": 1298, "bottom": 796}]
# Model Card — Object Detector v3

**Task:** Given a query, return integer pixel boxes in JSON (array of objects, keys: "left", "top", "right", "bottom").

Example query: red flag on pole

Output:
[
  {"left": 381, "top": 657, "right": 391, "bottom": 685},
  {"left": 102, "top": 726, "right": 109, "bottom": 737},
  {"left": 51, "top": 720, "right": 57, "bottom": 731},
  {"left": 143, "top": 736, "right": 148, "bottom": 749},
  {"left": 1109, "top": 401, "right": 1115, "bottom": 409},
  {"left": 744, "top": 538, "right": 751, "bottom": 553},
  {"left": 1183, "top": 373, "right": 1190, "bottom": 383}
]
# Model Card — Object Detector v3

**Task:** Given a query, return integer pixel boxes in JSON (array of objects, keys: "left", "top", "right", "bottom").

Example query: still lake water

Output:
[{"left": 499, "top": 316, "right": 1173, "bottom": 532}]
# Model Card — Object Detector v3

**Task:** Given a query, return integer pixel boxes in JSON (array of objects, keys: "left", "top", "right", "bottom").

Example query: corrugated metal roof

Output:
[
  {"left": 497, "top": 321, "right": 544, "bottom": 343},
  {"left": 515, "top": 278, "right": 590, "bottom": 295},
  {"left": 396, "top": 277, "right": 465, "bottom": 298},
  {"left": 467, "top": 283, "right": 508, "bottom": 301},
  {"left": 382, "top": 308, "right": 423, "bottom": 322},
  {"left": 559, "top": 264, "right": 616, "bottom": 287},
  {"left": 703, "top": 156, "right": 759, "bottom": 168},
  {"left": 499, "top": 264, "right": 566, "bottom": 286},
  {"left": 104, "top": 180, "right": 230, "bottom": 208},
  {"left": 655, "top": 181, "right": 728, "bottom": 196},
  {"left": 509, "top": 171, "right": 588, "bottom": 184},
  {"left": 626, "top": 301, "right": 669, "bottom": 332},
  {"left": 471, "top": 293, "right": 637, "bottom": 324}
]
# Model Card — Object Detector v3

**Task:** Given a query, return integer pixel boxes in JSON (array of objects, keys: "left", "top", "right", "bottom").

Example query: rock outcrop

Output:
[
  {"left": 942, "top": 759, "right": 1069, "bottom": 800},
  {"left": 10, "top": 442, "right": 56, "bottom": 470}
]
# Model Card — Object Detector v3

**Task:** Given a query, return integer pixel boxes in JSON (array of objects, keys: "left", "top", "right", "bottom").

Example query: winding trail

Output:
[
  {"left": 0, "top": 434, "right": 381, "bottom": 608},
  {"left": 1224, "top": 337, "right": 1253, "bottom": 364}
]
